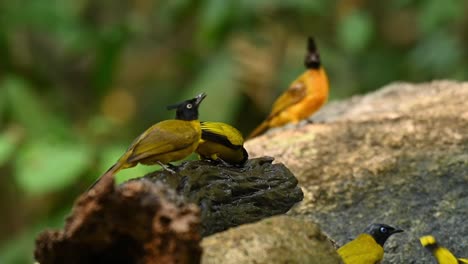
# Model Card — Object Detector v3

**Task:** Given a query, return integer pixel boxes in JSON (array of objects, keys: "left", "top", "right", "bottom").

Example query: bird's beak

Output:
[
  {"left": 195, "top": 92, "right": 207, "bottom": 106},
  {"left": 166, "top": 93, "right": 207, "bottom": 110},
  {"left": 391, "top": 229, "right": 404, "bottom": 234}
]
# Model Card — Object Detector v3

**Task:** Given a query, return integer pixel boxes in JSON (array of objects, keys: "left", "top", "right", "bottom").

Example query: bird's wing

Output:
[
  {"left": 127, "top": 121, "right": 198, "bottom": 163},
  {"left": 433, "top": 247, "right": 461, "bottom": 264},
  {"left": 269, "top": 76, "right": 307, "bottom": 118},
  {"left": 200, "top": 122, "right": 244, "bottom": 146},
  {"left": 458, "top": 258, "right": 468, "bottom": 264}
]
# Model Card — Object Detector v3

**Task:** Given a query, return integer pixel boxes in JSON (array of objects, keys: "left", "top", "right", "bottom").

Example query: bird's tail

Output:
[
  {"left": 86, "top": 162, "right": 121, "bottom": 192},
  {"left": 247, "top": 120, "right": 270, "bottom": 139}
]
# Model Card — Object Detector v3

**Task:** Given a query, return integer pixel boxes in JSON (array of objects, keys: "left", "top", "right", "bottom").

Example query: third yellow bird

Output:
[{"left": 420, "top": 235, "right": 468, "bottom": 264}]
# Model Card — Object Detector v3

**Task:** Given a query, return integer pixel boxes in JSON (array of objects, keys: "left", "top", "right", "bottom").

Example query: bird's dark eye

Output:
[
  {"left": 186, "top": 104, "right": 193, "bottom": 109},
  {"left": 380, "top": 227, "right": 388, "bottom": 233}
]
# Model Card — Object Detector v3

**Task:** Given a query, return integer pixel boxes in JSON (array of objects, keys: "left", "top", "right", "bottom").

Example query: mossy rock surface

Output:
[{"left": 139, "top": 157, "right": 304, "bottom": 236}]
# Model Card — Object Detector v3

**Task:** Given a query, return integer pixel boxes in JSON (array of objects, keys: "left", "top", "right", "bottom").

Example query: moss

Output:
[{"left": 137, "top": 157, "right": 303, "bottom": 236}]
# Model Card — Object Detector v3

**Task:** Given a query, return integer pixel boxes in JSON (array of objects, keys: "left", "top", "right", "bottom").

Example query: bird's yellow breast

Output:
[
  {"left": 337, "top": 234, "right": 384, "bottom": 264},
  {"left": 271, "top": 67, "right": 329, "bottom": 126}
]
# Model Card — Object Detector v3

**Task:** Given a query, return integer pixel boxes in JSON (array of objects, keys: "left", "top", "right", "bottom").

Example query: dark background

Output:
[{"left": 0, "top": 1, "right": 467, "bottom": 263}]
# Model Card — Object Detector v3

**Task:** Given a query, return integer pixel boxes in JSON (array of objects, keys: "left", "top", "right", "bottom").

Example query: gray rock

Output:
[
  {"left": 246, "top": 81, "right": 468, "bottom": 263},
  {"left": 140, "top": 157, "right": 304, "bottom": 236},
  {"left": 201, "top": 215, "right": 343, "bottom": 264}
]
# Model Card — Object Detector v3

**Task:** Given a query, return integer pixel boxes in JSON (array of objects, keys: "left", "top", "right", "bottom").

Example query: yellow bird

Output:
[
  {"left": 420, "top": 235, "right": 468, "bottom": 264},
  {"left": 337, "top": 223, "right": 404, "bottom": 264},
  {"left": 89, "top": 93, "right": 207, "bottom": 190},
  {"left": 196, "top": 121, "right": 248, "bottom": 166},
  {"left": 248, "top": 37, "right": 329, "bottom": 139}
]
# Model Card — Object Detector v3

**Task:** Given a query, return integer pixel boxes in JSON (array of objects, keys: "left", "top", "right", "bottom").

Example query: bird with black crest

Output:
[{"left": 88, "top": 93, "right": 206, "bottom": 190}]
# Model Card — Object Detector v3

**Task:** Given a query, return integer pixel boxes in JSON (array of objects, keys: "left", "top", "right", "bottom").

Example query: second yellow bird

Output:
[
  {"left": 248, "top": 37, "right": 329, "bottom": 139},
  {"left": 196, "top": 121, "right": 248, "bottom": 166}
]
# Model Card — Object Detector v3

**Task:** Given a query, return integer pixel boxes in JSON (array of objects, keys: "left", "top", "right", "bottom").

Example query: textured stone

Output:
[
  {"left": 246, "top": 81, "right": 468, "bottom": 263},
  {"left": 141, "top": 157, "right": 303, "bottom": 236},
  {"left": 201, "top": 215, "right": 342, "bottom": 264}
]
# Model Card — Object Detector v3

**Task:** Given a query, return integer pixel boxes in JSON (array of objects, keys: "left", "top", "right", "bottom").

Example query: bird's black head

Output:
[
  {"left": 364, "top": 223, "right": 404, "bottom": 247},
  {"left": 167, "top": 93, "right": 206, "bottom": 121},
  {"left": 304, "top": 37, "right": 321, "bottom": 69}
]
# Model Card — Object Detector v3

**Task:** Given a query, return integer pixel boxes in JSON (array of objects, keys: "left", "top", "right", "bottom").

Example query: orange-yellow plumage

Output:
[{"left": 248, "top": 37, "right": 329, "bottom": 139}]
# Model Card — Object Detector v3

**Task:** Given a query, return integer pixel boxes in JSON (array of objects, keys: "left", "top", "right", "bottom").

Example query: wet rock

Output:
[
  {"left": 35, "top": 175, "right": 201, "bottom": 264},
  {"left": 201, "top": 215, "right": 342, "bottom": 264},
  {"left": 246, "top": 81, "right": 468, "bottom": 263},
  {"left": 140, "top": 157, "right": 304, "bottom": 236}
]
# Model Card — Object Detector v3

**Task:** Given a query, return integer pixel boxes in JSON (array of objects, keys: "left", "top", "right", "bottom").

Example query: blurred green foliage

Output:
[{"left": 0, "top": 0, "right": 467, "bottom": 263}]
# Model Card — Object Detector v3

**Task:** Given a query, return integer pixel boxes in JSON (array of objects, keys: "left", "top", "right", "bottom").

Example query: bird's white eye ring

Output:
[
  {"left": 186, "top": 104, "right": 193, "bottom": 109},
  {"left": 380, "top": 227, "right": 388, "bottom": 233}
]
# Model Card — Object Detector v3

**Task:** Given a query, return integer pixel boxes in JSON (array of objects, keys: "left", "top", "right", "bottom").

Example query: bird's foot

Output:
[
  {"left": 305, "top": 119, "right": 314, "bottom": 124},
  {"left": 158, "top": 162, "right": 177, "bottom": 174},
  {"left": 216, "top": 158, "right": 233, "bottom": 167}
]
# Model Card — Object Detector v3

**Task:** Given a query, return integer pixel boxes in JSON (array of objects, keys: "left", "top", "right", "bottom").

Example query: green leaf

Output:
[
  {"left": 15, "top": 140, "right": 92, "bottom": 194},
  {"left": 156, "top": 0, "right": 193, "bottom": 32},
  {"left": 419, "top": 0, "right": 463, "bottom": 34},
  {"left": 409, "top": 31, "right": 461, "bottom": 75},
  {"left": 0, "top": 207, "right": 70, "bottom": 264},
  {"left": 2, "top": 76, "right": 52, "bottom": 137},
  {"left": 179, "top": 52, "right": 241, "bottom": 124},
  {"left": 338, "top": 10, "right": 374, "bottom": 53},
  {"left": 0, "top": 88, "right": 6, "bottom": 126},
  {"left": 197, "top": 0, "right": 234, "bottom": 47},
  {"left": 92, "top": 26, "right": 128, "bottom": 93},
  {"left": 3, "top": 76, "right": 72, "bottom": 139},
  {"left": 0, "top": 129, "right": 20, "bottom": 166},
  {"left": 2, "top": 0, "right": 88, "bottom": 49}
]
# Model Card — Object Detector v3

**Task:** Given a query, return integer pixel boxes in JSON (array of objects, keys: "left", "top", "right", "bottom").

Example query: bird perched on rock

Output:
[
  {"left": 196, "top": 121, "right": 248, "bottom": 166},
  {"left": 89, "top": 93, "right": 206, "bottom": 190},
  {"left": 337, "top": 223, "right": 404, "bottom": 264},
  {"left": 248, "top": 37, "right": 329, "bottom": 139},
  {"left": 420, "top": 235, "right": 468, "bottom": 264}
]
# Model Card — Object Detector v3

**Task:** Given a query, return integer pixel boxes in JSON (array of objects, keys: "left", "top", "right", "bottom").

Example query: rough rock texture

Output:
[
  {"left": 201, "top": 215, "right": 343, "bottom": 264},
  {"left": 246, "top": 81, "right": 468, "bottom": 263},
  {"left": 141, "top": 157, "right": 303, "bottom": 236},
  {"left": 35, "top": 175, "right": 201, "bottom": 264}
]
